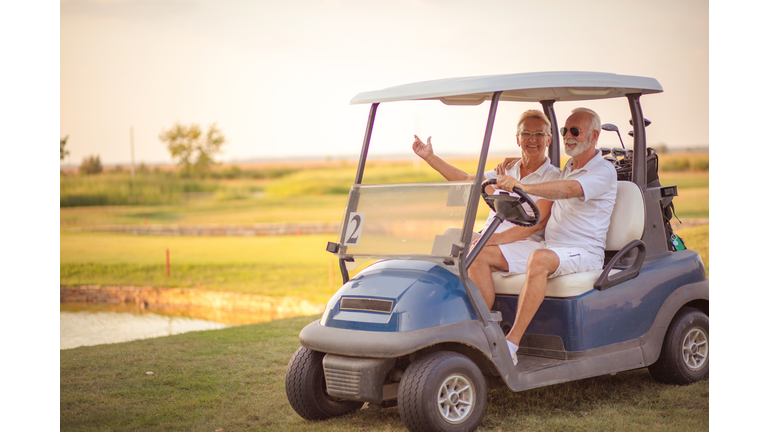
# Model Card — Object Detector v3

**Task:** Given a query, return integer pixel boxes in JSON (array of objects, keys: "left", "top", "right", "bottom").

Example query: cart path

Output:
[{"left": 68, "top": 221, "right": 341, "bottom": 236}]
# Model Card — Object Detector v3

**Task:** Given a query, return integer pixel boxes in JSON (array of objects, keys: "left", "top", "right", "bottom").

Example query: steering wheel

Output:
[{"left": 480, "top": 179, "right": 540, "bottom": 228}]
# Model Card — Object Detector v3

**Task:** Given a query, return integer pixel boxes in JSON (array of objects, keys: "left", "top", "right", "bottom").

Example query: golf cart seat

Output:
[{"left": 492, "top": 180, "right": 645, "bottom": 298}]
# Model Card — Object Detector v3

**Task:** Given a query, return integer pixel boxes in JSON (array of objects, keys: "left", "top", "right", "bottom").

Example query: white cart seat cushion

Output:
[
  {"left": 492, "top": 181, "right": 644, "bottom": 298},
  {"left": 605, "top": 181, "right": 645, "bottom": 250},
  {"left": 492, "top": 269, "right": 620, "bottom": 297}
]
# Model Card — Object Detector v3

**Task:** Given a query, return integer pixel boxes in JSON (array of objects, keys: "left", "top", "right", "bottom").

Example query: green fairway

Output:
[
  {"left": 60, "top": 225, "right": 708, "bottom": 315},
  {"left": 60, "top": 175, "right": 710, "bottom": 430},
  {"left": 60, "top": 156, "right": 708, "bottom": 308},
  {"left": 60, "top": 314, "right": 708, "bottom": 431},
  {"left": 60, "top": 161, "right": 707, "bottom": 230},
  {"left": 677, "top": 225, "right": 708, "bottom": 276},
  {"left": 60, "top": 194, "right": 350, "bottom": 229},
  {"left": 658, "top": 170, "right": 709, "bottom": 219},
  {"left": 61, "top": 232, "right": 342, "bottom": 306}
]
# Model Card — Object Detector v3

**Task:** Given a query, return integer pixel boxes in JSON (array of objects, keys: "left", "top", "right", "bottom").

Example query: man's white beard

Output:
[{"left": 564, "top": 136, "right": 591, "bottom": 157}]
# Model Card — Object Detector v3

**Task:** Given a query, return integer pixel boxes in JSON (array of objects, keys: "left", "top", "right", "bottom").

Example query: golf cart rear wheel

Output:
[
  {"left": 648, "top": 307, "right": 709, "bottom": 385},
  {"left": 398, "top": 351, "right": 487, "bottom": 432},
  {"left": 285, "top": 346, "right": 363, "bottom": 420}
]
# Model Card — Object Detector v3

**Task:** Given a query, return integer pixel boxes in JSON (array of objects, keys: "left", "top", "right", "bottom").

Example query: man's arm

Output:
[
  {"left": 493, "top": 157, "right": 520, "bottom": 175},
  {"left": 497, "top": 176, "right": 584, "bottom": 200},
  {"left": 485, "top": 199, "right": 553, "bottom": 246},
  {"left": 412, "top": 135, "right": 475, "bottom": 181}
]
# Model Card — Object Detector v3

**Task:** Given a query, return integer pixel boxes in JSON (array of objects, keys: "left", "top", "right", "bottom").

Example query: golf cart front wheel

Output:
[
  {"left": 648, "top": 307, "right": 709, "bottom": 385},
  {"left": 285, "top": 346, "right": 363, "bottom": 420},
  {"left": 398, "top": 351, "right": 487, "bottom": 432}
]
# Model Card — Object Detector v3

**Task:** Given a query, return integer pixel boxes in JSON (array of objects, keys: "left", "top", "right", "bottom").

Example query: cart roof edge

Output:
[{"left": 350, "top": 71, "right": 663, "bottom": 105}]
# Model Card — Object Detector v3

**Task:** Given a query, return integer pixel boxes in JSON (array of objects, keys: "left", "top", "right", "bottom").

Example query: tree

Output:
[
  {"left": 159, "top": 122, "right": 226, "bottom": 177},
  {"left": 61, "top": 135, "right": 70, "bottom": 160},
  {"left": 79, "top": 155, "right": 103, "bottom": 175}
]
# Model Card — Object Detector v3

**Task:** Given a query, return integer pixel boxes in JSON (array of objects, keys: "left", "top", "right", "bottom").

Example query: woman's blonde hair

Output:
[{"left": 516, "top": 109, "right": 552, "bottom": 135}]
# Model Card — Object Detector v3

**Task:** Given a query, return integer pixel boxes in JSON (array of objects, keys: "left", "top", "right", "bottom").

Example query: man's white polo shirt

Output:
[
  {"left": 482, "top": 157, "right": 561, "bottom": 242},
  {"left": 545, "top": 150, "right": 617, "bottom": 256}
]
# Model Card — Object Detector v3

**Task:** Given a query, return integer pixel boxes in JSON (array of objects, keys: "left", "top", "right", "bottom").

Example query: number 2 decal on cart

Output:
[{"left": 343, "top": 212, "right": 365, "bottom": 246}]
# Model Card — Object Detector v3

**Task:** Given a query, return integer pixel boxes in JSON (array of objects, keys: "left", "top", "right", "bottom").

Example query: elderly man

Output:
[
  {"left": 412, "top": 109, "right": 560, "bottom": 263},
  {"left": 469, "top": 107, "right": 617, "bottom": 364}
]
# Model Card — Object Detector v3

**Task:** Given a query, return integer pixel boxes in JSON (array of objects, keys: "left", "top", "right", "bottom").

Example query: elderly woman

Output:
[{"left": 411, "top": 108, "right": 560, "bottom": 274}]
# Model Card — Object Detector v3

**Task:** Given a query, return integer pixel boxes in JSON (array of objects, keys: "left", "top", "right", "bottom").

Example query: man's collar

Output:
[{"left": 570, "top": 149, "right": 601, "bottom": 171}]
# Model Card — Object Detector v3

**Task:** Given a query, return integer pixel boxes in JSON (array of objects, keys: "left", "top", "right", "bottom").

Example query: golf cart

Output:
[{"left": 285, "top": 72, "right": 709, "bottom": 432}]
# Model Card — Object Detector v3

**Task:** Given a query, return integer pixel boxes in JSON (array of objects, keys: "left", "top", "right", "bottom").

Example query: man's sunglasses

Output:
[{"left": 560, "top": 127, "right": 583, "bottom": 137}]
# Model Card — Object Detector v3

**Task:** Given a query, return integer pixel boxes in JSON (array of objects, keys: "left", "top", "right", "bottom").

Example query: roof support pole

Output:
[
  {"left": 540, "top": 100, "right": 560, "bottom": 168},
  {"left": 462, "top": 91, "right": 502, "bottom": 251},
  {"left": 458, "top": 92, "right": 502, "bottom": 327},
  {"left": 353, "top": 103, "right": 379, "bottom": 185},
  {"left": 338, "top": 103, "right": 380, "bottom": 284},
  {"left": 627, "top": 94, "right": 647, "bottom": 189}
]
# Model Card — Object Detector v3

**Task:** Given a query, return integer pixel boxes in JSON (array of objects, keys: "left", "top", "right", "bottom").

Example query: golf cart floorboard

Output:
[
  {"left": 509, "top": 345, "right": 646, "bottom": 391},
  {"left": 516, "top": 354, "right": 568, "bottom": 372}
]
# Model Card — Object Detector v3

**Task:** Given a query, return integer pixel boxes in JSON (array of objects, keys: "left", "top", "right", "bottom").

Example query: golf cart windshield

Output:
[{"left": 335, "top": 182, "right": 473, "bottom": 262}]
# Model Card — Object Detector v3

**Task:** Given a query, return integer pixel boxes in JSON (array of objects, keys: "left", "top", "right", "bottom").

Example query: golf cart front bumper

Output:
[
  {"left": 301, "top": 319, "right": 500, "bottom": 403},
  {"left": 322, "top": 354, "right": 397, "bottom": 403},
  {"left": 300, "top": 319, "right": 494, "bottom": 359}
]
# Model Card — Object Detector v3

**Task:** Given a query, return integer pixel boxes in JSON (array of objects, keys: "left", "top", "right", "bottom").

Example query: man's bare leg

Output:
[
  {"left": 506, "top": 249, "right": 560, "bottom": 346},
  {"left": 467, "top": 246, "right": 509, "bottom": 309}
]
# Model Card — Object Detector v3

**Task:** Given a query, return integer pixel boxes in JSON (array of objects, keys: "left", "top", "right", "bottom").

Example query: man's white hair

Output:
[{"left": 571, "top": 107, "right": 601, "bottom": 133}]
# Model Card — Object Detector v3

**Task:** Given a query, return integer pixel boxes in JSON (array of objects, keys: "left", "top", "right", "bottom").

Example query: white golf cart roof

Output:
[{"left": 350, "top": 71, "right": 663, "bottom": 105}]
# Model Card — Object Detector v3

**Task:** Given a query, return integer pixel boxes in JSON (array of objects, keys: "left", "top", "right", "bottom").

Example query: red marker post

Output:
[{"left": 166, "top": 249, "right": 170, "bottom": 277}]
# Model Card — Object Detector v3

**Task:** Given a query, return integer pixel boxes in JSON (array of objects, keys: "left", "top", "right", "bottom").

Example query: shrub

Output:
[
  {"left": 79, "top": 155, "right": 103, "bottom": 175},
  {"left": 214, "top": 187, "right": 254, "bottom": 201},
  {"left": 691, "top": 159, "right": 709, "bottom": 171},
  {"left": 60, "top": 172, "right": 219, "bottom": 207}
]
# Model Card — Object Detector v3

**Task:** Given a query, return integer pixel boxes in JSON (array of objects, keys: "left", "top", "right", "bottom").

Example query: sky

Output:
[{"left": 60, "top": 0, "right": 710, "bottom": 166}]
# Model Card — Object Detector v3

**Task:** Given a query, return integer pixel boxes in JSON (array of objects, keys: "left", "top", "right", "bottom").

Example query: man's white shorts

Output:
[{"left": 497, "top": 239, "right": 603, "bottom": 278}]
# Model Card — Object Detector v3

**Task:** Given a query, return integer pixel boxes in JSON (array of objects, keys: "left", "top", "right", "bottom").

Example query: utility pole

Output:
[{"left": 130, "top": 126, "right": 136, "bottom": 177}]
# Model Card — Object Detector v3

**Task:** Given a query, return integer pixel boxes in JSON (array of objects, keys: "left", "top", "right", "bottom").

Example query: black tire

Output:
[
  {"left": 285, "top": 346, "right": 363, "bottom": 420},
  {"left": 398, "top": 351, "right": 487, "bottom": 432},
  {"left": 648, "top": 307, "right": 709, "bottom": 385}
]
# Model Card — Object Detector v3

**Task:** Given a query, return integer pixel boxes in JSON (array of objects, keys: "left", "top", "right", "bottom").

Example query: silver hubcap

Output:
[
  {"left": 682, "top": 327, "right": 708, "bottom": 371},
  {"left": 437, "top": 373, "right": 475, "bottom": 424}
]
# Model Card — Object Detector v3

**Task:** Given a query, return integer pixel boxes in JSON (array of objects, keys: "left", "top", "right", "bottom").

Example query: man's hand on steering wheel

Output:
[
  {"left": 480, "top": 179, "right": 540, "bottom": 228},
  {"left": 497, "top": 175, "right": 522, "bottom": 193}
]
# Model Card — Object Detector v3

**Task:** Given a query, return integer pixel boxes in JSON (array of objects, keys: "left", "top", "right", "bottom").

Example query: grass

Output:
[
  {"left": 60, "top": 167, "right": 300, "bottom": 207},
  {"left": 60, "top": 172, "right": 222, "bottom": 207},
  {"left": 658, "top": 151, "right": 709, "bottom": 172},
  {"left": 60, "top": 159, "right": 708, "bottom": 229},
  {"left": 60, "top": 195, "right": 350, "bottom": 229},
  {"left": 61, "top": 232, "right": 342, "bottom": 306},
  {"left": 60, "top": 160, "right": 710, "bottom": 429},
  {"left": 657, "top": 170, "right": 709, "bottom": 219},
  {"left": 676, "top": 225, "right": 708, "bottom": 276},
  {"left": 60, "top": 224, "right": 708, "bottom": 324},
  {"left": 60, "top": 314, "right": 708, "bottom": 431}
]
